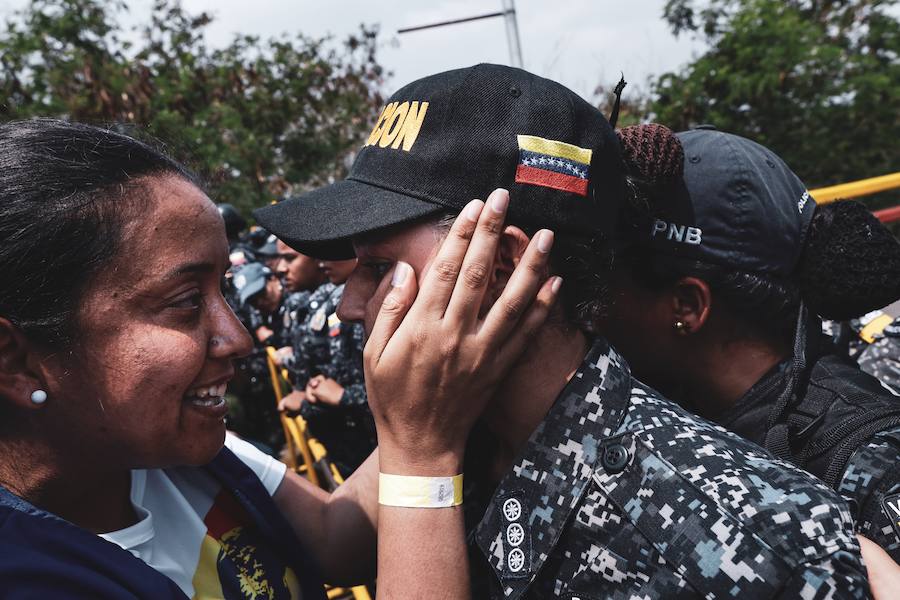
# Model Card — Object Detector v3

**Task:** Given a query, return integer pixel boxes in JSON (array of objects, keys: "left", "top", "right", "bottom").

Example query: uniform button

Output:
[{"left": 602, "top": 443, "right": 629, "bottom": 473}]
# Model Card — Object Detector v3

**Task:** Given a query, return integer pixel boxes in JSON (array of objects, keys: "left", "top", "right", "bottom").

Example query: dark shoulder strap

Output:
[
  {"left": 204, "top": 446, "right": 327, "bottom": 600},
  {"left": 0, "top": 486, "right": 188, "bottom": 599}
]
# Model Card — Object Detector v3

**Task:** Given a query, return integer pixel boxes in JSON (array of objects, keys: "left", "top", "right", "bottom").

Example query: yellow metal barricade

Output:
[
  {"left": 265, "top": 346, "right": 319, "bottom": 486},
  {"left": 264, "top": 346, "right": 373, "bottom": 600}
]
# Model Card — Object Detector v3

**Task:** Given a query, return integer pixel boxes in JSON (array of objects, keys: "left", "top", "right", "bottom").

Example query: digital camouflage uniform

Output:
[
  {"left": 464, "top": 339, "right": 867, "bottom": 599},
  {"left": 286, "top": 282, "right": 337, "bottom": 389},
  {"left": 273, "top": 290, "right": 312, "bottom": 350},
  {"left": 290, "top": 283, "right": 376, "bottom": 476},
  {"left": 857, "top": 317, "right": 900, "bottom": 394},
  {"left": 838, "top": 426, "right": 900, "bottom": 559},
  {"left": 715, "top": 340, "right": 900, "bottom": 563}
]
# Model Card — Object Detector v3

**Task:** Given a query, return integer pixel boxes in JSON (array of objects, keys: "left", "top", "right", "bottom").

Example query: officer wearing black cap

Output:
[
  {"left": 605, "top": 123, "right": 900, "bottom": 562},
  {"left": 255, "top": 64, "right": 867, "bottom": 598}
]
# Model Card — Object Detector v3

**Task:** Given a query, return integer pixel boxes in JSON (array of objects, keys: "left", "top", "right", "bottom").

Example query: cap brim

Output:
[
  {"left": 253, "top": 179, "right": 443, "bottom": 260},
  {"left": 239, "top": 279, "right": 266, "bottom": 307}
]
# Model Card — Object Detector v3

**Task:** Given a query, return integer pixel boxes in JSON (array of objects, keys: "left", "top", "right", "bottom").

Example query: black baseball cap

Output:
[
  {"left": 254, "top": 63, "right": 624, "bottom": 259},
  {"left": 634, "top": 126, "right": 816, "bottom": 277}
]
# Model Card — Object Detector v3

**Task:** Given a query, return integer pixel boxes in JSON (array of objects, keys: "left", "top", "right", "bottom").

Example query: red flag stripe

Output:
[{"left": 515, "top": 164, "right": 588, "bottom": 197}]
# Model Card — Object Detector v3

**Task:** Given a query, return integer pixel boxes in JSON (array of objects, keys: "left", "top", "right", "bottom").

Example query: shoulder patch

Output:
[
  {"left": 882, "top": 493, "right": 900, "bottom": 541},
  {"left": 310, "top": 308, "right": 327, "bottom": 332}
]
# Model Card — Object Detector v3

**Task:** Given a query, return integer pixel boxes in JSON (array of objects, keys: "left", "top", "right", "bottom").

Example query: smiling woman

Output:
[{"left": 0, "top": 119, "right": 326, "bottom": 598}]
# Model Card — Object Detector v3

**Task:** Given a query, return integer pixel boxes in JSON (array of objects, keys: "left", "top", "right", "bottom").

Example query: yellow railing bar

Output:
[
  {"left": 810, "top": 172, "right": 900, "bottom": 204},
  {"left": 265, "top": 346, "right": 319, "bottom": 487}
]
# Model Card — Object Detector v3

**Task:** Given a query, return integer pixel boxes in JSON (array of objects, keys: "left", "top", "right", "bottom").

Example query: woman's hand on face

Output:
[{"left": 364, "top": 188, "right": 560, "bottom": 473}]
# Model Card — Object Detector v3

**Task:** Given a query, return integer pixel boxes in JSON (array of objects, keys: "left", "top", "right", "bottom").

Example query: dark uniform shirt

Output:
[
  {"left": 290, "top": 283, "right": 375, "bottom": 476},
  {"left": 717, "top": 347, "right": 900, "bottom": 562},
  {"left": 277, "top": 290, "right": 313, "bottom": 356},
  {"left": 838, "top": 426, "right": 900, "bottom": 559},
  {"left": 465, "top": 339, "right": 867, "bottom": 599}
]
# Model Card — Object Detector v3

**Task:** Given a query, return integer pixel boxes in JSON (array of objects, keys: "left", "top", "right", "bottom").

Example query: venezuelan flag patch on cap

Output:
[{"left": 515, "top": 135, "right": 592, "bottom": 197}]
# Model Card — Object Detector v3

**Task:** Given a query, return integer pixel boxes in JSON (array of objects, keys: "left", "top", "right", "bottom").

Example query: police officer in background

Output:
[
  {"left": 603, "top": 123, "right": 900, "bottom": 563},
  {"left": 280, "top": 258, "right": 376, "bottom": 477},
  {"left": 271, "top": 238, "right": 326, "bottom": 374}
]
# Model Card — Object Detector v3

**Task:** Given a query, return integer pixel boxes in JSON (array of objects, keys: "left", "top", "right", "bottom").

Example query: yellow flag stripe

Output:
[{"left": 517, "top": 135, "right": 592, "bottom": 165}]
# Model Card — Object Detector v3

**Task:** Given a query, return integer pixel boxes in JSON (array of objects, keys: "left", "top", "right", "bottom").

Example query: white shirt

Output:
[{"left": 99, "top": 435, "right": 291, "bottom": 598}]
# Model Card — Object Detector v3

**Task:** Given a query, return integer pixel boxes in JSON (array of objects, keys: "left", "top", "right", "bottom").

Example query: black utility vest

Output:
[{"left": 720, "top": 345, "right": 900, "bottom": 560}]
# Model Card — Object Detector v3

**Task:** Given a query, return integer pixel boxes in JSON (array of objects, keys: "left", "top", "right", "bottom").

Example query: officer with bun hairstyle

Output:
[{"left": 604, "top": 123, "right": 900, "bottom": 565}]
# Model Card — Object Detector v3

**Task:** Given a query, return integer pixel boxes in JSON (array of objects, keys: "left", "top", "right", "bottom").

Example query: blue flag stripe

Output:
[{"left": 519, "top": 150, "right": 589, "bottom": 180}]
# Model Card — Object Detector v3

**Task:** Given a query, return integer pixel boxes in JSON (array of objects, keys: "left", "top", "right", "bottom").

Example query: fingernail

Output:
[
  {"left": 489, "top": 188, "right": 509, "bottom": 213},
  {"left": 391, "top": 262, "right": 411, "bottom": 287},
  {"left": 551, "top": 276, "right": 563, "bottom": 294},
  {"left": 537, "top": 230, "right": 554, "bottom": 253},
  {"left": 465, "top": 199, "right": 484, "bottom": 222}
]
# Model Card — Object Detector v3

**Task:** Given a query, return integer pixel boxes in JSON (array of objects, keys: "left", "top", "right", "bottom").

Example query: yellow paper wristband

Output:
[{"left": 378, "top": 473, "right": 464, "bottom": 508}]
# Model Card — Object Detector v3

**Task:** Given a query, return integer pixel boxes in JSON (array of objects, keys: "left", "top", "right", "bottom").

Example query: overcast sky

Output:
[{"left": 0, "top": 0, "right": 706, "bottom": 102}]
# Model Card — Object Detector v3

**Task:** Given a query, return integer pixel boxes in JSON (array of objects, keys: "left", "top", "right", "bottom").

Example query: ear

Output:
[
  {"left": 0, "top": 318, "right": 46, "bottom": 410},
  {"left": 482, "top": 225, "right": 532, "bottom": 311},
  {"left": 671, "top": 277, "right": 712, "bottom": 334}
]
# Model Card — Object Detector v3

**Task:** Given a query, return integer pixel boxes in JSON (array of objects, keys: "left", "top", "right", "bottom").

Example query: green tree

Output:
[
  {"left": 651, "top": 0, "right": 900, "bottom": 197},
  {"left": 0, "top": 0, "right": 385, "bottom": 216}
]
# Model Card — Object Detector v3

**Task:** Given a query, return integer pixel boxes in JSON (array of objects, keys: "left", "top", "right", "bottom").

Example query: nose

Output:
[
  {"left": 336, "top": 272, "right": 366, "bottom": 323},
  {"left": 275, "top": 257, "right": 288, "bottom": 276},
  {"left": 210, "top": 296, "right": 253, "bottom": 359}
]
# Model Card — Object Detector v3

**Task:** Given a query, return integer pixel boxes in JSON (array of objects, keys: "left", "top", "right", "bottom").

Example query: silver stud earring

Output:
[
  {"left": 30, "top": 390, "right": 47, "bottom": 405},
  {"left": 674, "top": 321, "right": 685, "bottom": 331}
]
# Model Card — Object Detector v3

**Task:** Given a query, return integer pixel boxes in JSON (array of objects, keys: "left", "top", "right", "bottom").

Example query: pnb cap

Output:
[
  {"left": 232, "top": 262, "right": 273, "bottom": 307},
  {"left": 254, "top": 63, "right": 624, "bottom": 259},
  {"left": 643, "top": 127, "right": 816, "bottom": 277}
]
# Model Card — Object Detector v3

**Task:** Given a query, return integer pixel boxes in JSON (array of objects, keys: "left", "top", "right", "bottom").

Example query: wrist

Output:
[{"left": 379, "top": 443, "right": 464, "bottom": 477}]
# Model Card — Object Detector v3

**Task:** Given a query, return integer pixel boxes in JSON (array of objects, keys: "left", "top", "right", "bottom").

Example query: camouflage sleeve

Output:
[
  {"left": 838, "top": 427, "right": 900, "bottom": 562},
  {"left": 287, "top": 324, "right": 312, "bottom": 389},
  {"left": 338, "top": 383, "right": 368, "bottom": 406},
  {"left": 857, "top": 332, "right": 900, "bottom": 394},
  {"left": 775, "top": 552, "right": 870, "bottom": 599},
  {"left": 330, "top": 322, "right": 367, "bottom": 406}
]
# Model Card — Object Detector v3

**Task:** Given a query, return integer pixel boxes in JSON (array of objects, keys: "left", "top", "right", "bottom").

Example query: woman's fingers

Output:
[
  {"left": 493, "top": 275, "right": 561, "bottom": 371},
  {"left": 444, "top": 189, "right": 511, "bottom": 326},
  {"left": 479, "top": 228, "right": 554, "bottom": 344},
  {"left": 410, "top": 198, "right": 485, "bottom": 318},
  {"left": 364, "top": 262, "right": 419, "bottom": 365}
]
